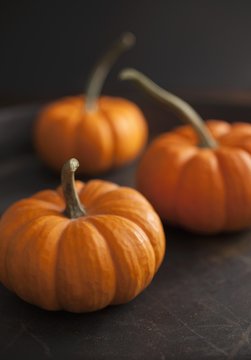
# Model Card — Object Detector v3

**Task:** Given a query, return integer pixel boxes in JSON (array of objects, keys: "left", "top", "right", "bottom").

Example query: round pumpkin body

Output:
[
  {"left": 0, "top": 179, "right": 165, "bottom": 312},
  {"left": 137, "top": 120, "right": 251, "bottom": 234},
  {"left": 34, "top": 96, "right": 148, "bottom": 174}
]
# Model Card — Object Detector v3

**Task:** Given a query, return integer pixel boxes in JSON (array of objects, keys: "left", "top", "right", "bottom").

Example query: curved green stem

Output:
[
  {"left": 119, "top": 68, "right": 217, "bottom": 148},
  {"left": 85, "top": 32, "right": 136, "bottom": 112},
  {"left": 61, "top": 158, "right": 86, "bottom": 219}
]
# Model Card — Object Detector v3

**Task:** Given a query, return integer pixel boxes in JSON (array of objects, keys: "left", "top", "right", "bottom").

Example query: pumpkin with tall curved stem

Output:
[
  {"left": 0, "top": 158, "right": 165, "bottom": 312},
  {"left": 34, "top": 33, "right": 148, "bottom": 174},
  {"left": 120, "top": 68, "right": 251, "bottom": 234}
]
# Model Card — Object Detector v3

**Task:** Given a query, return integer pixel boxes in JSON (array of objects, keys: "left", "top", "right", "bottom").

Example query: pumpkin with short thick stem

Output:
[
  {"left": 120, "top": 68, "right": 251, "bottom": 234},
  {"left": 34, "top": 33, "right": 147, "bottom": 175},
  {"left": 0, "top": 158, "right": 165, "bottom": 312}
]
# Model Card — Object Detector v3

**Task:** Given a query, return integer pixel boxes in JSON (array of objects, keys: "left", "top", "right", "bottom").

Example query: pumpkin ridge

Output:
[
  {"left": 157, "top": 139, "right": 197, "bottom": 153},
  {"left": 30, "top": 198, "right": 65, "bottom": 213},
  {"left": 1, "top": 210, "right": 58, "bottom": 289},
  {"left": 165, "top": 149, "right": 197, "bottom": 225},
  {"left": 172, "top": 129, "right": 199, "bottom": 143},
  {"left": 214, "top": 148, "right": 251, "bottom": 230},
  {"left": 19, "top": 217, "right": 68, "bottom": 309},
  {"left": 4, "top": 215, "right": 66, "bottom": 300},
  {"left": 74, "top": 111, "right": 115, "bottom": 173},
  {"left": 211, "top": 150, "right": 227, "bottom": 231},
  {"left": 85, "top": 186, "right": 151, "bottom": 211},
  {"left": 174, "top": 150, "right": 226, "bottom": 232},
  {"left": 211, "top": 150, "right": 228, "bottom": 230},
  {"left": 54, "top": 219, "right": 117, "bottom": 311},
  {"left": 206, "top": 120, "right": 232, "bottom": 141},
  {"left": 78, "top": 180, "right": 118, "bottom": 207},
  {"left": 53, "top": 220, "right": 74, "bottom": 310},
  {"left": 3, "top": 220, "right": 33, "bottom": 290},
  {"left": 32, "top": 189, "right": 64, "bottom": 209},
  {"left": 84, "top": 216, "right": 119, "bottom": 304},
  {"left": 88, "top": 208, "right": 160, "bottom": 270},
  {"left": 77, "top": 218, "right": 117, "bottom": 306},
  {"left": 213, "top": 149, "right": 236, "bottom": 230},
  {"left": 100, "top": 102, "right": 148, "bottom": 167},
  {"left": 173, "top": 120, "right": 231, "bottom": 144},
  {"left": 221, "top": 135, "right": 251, "bottom": 153},
  {"left": 35, "top": 104, "right": 82, "bottom": 171},
  {"left": 86, "top": 214, "right": 156, "bottom": 304},
  {"left": 107, "top": 213, "right": 158, "bottom": 271},
  {"left": 172, "top": 151, "right": 200, "bottom": 227},
  {"left": 82, "top": 188, "right": 125, "bottom": 214},
  {"left": 88, "top": 213, "right": 156, "bottom": 257},
  {"left": 106, "top": 211, "right": 163, "bottom": 272}
]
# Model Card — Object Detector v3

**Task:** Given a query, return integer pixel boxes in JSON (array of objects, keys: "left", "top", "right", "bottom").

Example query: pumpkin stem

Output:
[
  {"left": 61, "top": 158, "right": 86, "bottom": 219},
  {"left": 85, "top": 32, "right": 135, "bottom": 112},
  {"left": 119, "top": 68, "right": 217, "bottom": 148}
]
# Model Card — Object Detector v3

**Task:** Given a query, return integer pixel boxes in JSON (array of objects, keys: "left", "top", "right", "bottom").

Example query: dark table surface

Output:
[{"left": 1, "top": 95, "right": 251, "bottom": 359}]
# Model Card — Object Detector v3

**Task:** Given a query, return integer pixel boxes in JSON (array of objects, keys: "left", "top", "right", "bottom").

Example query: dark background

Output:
[{"left": 1, "top": 0, "right": 251, "bottom": 106}]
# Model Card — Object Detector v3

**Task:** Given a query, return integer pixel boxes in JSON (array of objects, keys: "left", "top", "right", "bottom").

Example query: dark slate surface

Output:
[{"left": 1, "top": 98, "right": 251, "bottom": 359}]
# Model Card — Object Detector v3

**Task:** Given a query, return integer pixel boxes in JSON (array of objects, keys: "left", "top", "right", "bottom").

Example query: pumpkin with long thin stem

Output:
[
  {"left": 34, "top": 33, "right": 148, "bottom": 174},
  {"left": 120, "top": 68, "right": 251, "bottom": 234},
  {"left": 0, "top": 158, "right": 165, "bottom": 312}
]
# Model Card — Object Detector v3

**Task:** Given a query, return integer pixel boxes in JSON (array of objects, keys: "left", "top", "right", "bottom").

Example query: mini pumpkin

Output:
[
  {"left": 0, "top": 158, "right": 165, "bottom": 312},
  {"left": 120, "top": 68, "right": 251, "bottom": 234},
  {"left": 34, "top": 33, "right": 148, "bottom": 174}
]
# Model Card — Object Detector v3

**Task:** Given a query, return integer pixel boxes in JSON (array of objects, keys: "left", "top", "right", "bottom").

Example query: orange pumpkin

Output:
[
  {"left": 120, "top": 68, "right": 251, "bottom": 234},
  {"left": 34, "top": 33, "right": 148, "bottom": 174},
  {"left": 0, "top": 158, "right": 165, "bottom": 312}
]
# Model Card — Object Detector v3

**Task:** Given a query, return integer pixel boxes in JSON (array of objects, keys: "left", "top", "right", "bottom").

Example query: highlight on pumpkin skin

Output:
[
  {"left": 85, "top": 32, "right": 136, "bottom": 112},
  {"left": 119, "top": 68, "right": 217, "bottom": 148},
  {"left": 34, "top": 33, "right": 148, "bottom": 175},
  {"left": 0, "top": 157, "right": 165, "bottom": 312}
]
